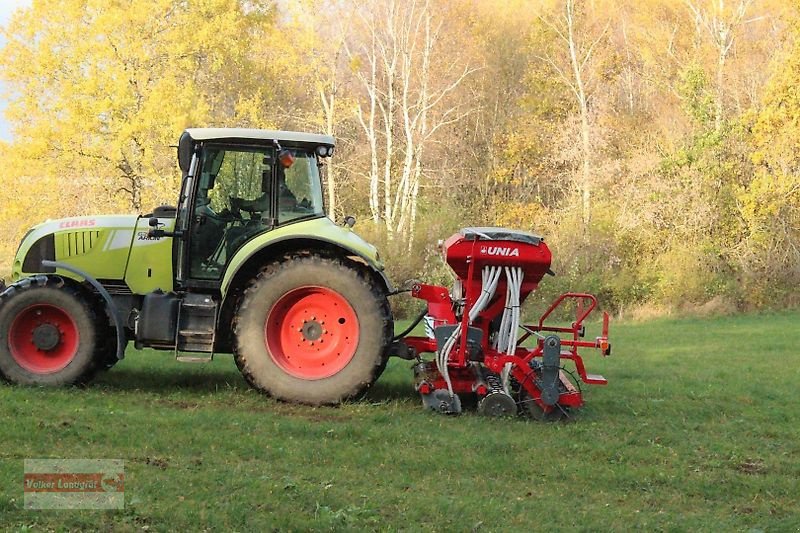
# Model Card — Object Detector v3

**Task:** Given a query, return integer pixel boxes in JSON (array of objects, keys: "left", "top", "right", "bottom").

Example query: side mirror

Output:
[
  {"left": 147, "top": 217, "right": 182, "bottom": 239},
  {"left": 177, "top": 131, "right": 194, "bottom": 173}
]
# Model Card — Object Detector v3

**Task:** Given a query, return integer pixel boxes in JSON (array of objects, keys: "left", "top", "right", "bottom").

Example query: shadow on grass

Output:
[
  {"left": 96, "top": 366, "right": 419, "bottom": 403},
  {"left": 91, "top": 353, "right": 420, "bottom": 404},
  {"left": 94, "top": 367, "right": 248, "bottom": 393},
  {"left": 364, "top": 379, "right": 418, "bottom": 402}
]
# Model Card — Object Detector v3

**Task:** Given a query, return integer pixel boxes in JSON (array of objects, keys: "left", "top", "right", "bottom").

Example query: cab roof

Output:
[{"left": 184, "top": 128, "right": 335, "bottom": 147}]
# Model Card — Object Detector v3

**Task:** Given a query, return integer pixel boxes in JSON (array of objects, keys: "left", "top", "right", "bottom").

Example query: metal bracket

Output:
[
  {"left": 433, "top": 325, "right": 483, "bottom": 361},
  {"left": 422, "top": 389, "right": 462, "bottom": 415},
  {"left": 540, "top": 335, "right": 561, "bottom": 406}
]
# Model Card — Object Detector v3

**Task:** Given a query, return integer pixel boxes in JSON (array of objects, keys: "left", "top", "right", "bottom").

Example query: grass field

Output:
[{"left": 0, "top": 310, "right": 798, "bottom": 531}]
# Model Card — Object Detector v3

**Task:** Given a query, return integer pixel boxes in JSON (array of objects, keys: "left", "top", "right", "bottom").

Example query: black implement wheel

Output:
[
  {"left": 518, "top": 388, "right": 570, "bottom": 421},
  {"left": 0, "top": 284, "right": 99, "bottom": 386},
  {"left": 516, "top": 370, "right": 573, "bottom": 421},
  {"left": 233, "top": 254, "right": 392, "bottom": 405}
]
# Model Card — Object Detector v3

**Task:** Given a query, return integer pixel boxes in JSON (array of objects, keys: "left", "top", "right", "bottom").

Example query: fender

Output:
[
  {"left": 0, "top": 266, "right": 126, "bottom": 363},
  {"left": 214, "top": 220, "right": 392, "bottom": 354},
  {"left": 0, "top": 274, "right": 51, "bottom": 302},
  {"left": 41, "top": 261, "right": 127, "bottom": 362},
  {"left": 220, "top": 217, "right": 392, "bottom": 299}
]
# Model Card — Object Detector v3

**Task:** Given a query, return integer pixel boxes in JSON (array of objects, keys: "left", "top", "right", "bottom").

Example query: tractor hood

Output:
[{"left": 12, "top": 215, "right": 142, "bottom": 283}]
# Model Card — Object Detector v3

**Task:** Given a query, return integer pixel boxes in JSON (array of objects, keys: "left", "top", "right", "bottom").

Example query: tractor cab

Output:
[{"left": 169, "top": 128, "right": 335, "bottom": 283}]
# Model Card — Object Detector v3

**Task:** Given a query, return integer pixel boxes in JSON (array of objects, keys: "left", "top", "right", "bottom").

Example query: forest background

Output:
[{"left": 0, "top": 0, "right": 798, "bottom": 318}]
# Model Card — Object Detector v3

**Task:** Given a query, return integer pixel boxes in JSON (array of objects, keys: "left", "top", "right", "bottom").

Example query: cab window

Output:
[
  {"left": 188, "top": 145, "right": 273, "bottom": 280},
  {"left": 278, "top": 150, "right": 324, "bottom": 224}
]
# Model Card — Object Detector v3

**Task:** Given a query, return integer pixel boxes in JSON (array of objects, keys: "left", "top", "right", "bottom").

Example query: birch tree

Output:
[
  {"left": 685, "top": 0, "right": 755, "bottom": 130},
  {"left": 537, "top": 0, "right": 610, "bottom": 230},
  {"left": 346, "top": 0, "right": 477, "bottom": 245}
]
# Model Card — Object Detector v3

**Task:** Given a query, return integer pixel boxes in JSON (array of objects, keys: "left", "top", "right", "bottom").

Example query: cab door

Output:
[{"left": 184, "top": 143, "right": 277, "bottom": 282}]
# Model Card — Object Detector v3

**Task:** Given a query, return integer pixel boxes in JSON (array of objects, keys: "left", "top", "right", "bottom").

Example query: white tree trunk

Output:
[
  {"left": 684, "top": 0, "right": 754, "bottom": 130},
  {"left": 348, "top": 0, "right": 476, "bottom": 244},
  {"left": 351, "top": 26, "right": 381, "bottom": 224},
  {"left": 538, "top": 0, "right": 609, "bottom": 232},
  {"left": 319, "top": 87, "right": 337, "bottom": 219},
  {"left": 566, "top": 0, "right": 592, "bottom": 229}
]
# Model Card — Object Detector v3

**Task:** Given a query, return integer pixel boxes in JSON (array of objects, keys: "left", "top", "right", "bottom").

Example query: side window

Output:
[
  {"left": 189, "top": 146, "right": 274, "bottom": 280},
  {"left": 207, "top": 150, "right": 268, "bottom": 213},
  {"left": 278, "top": 151, "right": 325, "bottom": 224}
]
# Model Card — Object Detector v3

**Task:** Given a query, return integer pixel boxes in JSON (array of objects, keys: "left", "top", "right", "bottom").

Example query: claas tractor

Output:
[{"left": 0, "top": 128, "right": 611, "bottom": 417}]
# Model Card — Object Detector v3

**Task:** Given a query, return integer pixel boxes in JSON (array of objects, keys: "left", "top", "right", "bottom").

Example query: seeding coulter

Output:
[
  {"left": 0, "top": 128, "right": 610, "bottom": 419},
  {"left": 390, "top": 228, "right": 611, "bottom": 418}
]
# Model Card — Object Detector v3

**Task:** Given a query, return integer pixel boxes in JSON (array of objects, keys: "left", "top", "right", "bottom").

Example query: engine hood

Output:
[{"left": 12, "top": 214, "right": 142, "bottom": 282}]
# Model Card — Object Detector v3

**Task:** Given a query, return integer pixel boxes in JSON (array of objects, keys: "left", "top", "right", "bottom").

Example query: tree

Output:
[
  {"left": 0, "top": 0, "right": 280, "bottom": 213},
  {"left": 537, "top": 0, "right": 611, "bottom": 230},
  {"left": 684, "top": 0, "right": 755, "bottom": 130},
  {"left": 741, "top": 15, "right": 800, "bottom": 295},
  {"left": 345, "top": 0, "right": 477, "bottom": 245}
]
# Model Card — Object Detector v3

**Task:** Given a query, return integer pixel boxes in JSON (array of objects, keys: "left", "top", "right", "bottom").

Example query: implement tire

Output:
[
  {"left": 233, "top": 254, "right": 392, "bottom": 405},
  {"left": 0, "top": 283, "right": 99, "bottom": 386}
]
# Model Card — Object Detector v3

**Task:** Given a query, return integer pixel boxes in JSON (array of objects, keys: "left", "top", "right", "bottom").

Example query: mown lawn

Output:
[{"left": 0, "top": 310, "right": 798, "bottom": 531}]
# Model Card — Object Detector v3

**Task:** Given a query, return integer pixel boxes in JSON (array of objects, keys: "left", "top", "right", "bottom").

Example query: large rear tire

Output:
[
  {"left": 233, "top": 254, "right": 392, "bottom": 405},
  {"left": 0, "top": 284, "right": 99, "bottom": 386}
]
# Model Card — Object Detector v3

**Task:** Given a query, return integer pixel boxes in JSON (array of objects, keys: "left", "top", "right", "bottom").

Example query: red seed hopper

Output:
[{"left": 392, "top": 227, "right": 611, "bottom": 418}]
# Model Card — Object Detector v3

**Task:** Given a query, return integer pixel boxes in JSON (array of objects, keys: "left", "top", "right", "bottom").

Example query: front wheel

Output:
[
  {"left": 233, "top": 254, "right": 392, "bottom": 405},
  {"left": 0, "top": 284, "right": 99, "bottom": 386}
]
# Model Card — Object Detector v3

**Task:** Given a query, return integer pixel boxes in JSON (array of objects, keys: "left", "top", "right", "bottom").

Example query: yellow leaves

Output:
[
  {"left": 737, "top": 172, "right": 800, "bottom": 232},
  {"left": 492, "top": 200, "right": 550, "bottom": 234},
  {"left": 739, "top": 11, "right": 800, "bottom": 268},
  {"left": 751, "top": 44, "right": 800, "bottom": 173},
  {"left": 0, "top": 0, "right": 285, "bottom": 219}
]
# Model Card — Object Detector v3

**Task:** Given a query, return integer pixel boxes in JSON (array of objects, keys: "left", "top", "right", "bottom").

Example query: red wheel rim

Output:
[
  {"left": 265, "top": 286, "right": 360, "bottom": 380},
  {"left": 8, "top": 304, "right": 80, "bottom": 374}
]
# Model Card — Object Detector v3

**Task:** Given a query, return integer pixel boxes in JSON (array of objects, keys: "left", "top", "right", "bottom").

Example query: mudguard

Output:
[{"left": 220, "top": 217, "right": 391, "bottom": 298}]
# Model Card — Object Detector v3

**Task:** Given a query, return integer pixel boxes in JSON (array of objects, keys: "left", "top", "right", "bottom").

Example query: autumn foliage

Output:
[{"left": 0, "top": 0, "right": 797, "bottom": 316}]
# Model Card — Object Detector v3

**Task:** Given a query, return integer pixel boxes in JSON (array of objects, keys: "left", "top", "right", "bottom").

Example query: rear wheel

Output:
[
  {"left": 233, "top": 254, "right": 392, "bottom": 405},
  {"left": 0, "top": 284, "right": 99, "bottom": 385}
]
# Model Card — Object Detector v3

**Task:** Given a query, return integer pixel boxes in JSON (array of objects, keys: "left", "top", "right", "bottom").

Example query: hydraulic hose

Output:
[
  {"left": 438, "top": 265, "right": 502, "bottom": 396},
  {"left": 392, "top": 307, "right": 428, "bottom": 341}
]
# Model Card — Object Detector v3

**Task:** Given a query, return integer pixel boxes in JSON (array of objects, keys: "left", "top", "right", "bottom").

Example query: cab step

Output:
[
  {"left": 176, "top": 353, "right": 214, "bottom": 363},
  {"left": 175, "top": 294, "right": 217, "bottom": 359}
]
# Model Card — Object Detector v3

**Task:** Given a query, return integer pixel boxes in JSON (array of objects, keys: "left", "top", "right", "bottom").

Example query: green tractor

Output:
[{"left": 0, "top": 128, "right": 394, "bottom": 405}]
